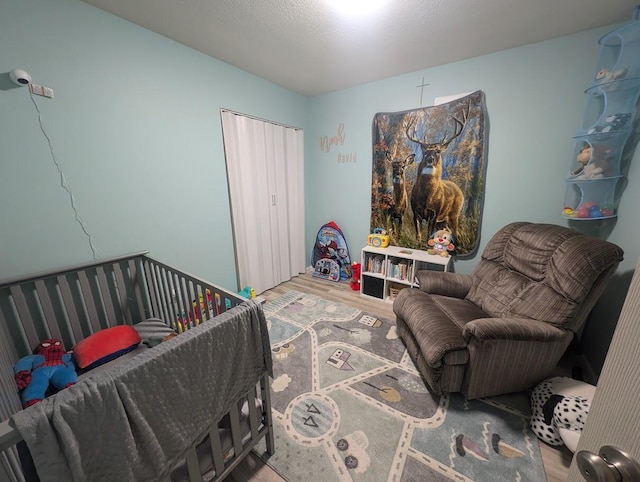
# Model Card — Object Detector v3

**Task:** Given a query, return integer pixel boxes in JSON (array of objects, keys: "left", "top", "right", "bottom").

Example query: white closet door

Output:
[
  {"left": 221, "top": 111, "right": 305, "bottom": 294},
  {"left": 264, "top": 123, "right": 287, "bottom": 286},
  {"left": 284, "top": 127, "right": 306, "bottom": 278}
]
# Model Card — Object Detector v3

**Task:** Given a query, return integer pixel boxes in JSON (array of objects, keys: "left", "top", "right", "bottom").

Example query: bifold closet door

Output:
[{"left": 221, "top": 111, "right": 305, "bottom": 294}]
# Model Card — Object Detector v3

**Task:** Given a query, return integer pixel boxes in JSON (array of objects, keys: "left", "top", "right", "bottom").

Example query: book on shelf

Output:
[
  {"left": 366, "top": 254, "right": 385, "bottom": 274},
  {"left": 388, "top": 260, "right": 409, "bottom": 280}
]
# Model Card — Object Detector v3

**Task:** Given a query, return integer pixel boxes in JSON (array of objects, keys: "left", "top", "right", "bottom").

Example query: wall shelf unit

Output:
[
  {"left": 360, "top": 245, "right": 451, "bottom": 302},
  {"left": 563, "top": 7, "right": 640, "bottom": 220}
]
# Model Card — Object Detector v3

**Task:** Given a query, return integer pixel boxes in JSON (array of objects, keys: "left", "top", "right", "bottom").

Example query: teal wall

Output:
[
  {"left": 306, "top": 26, "right": 640, "bottom": 278},
  {"left": 304, "top": 25, "right": 640, "bottom": 377},
  {"left": 2, "top": 1, "right": 639, "bottom": 375},
  {"left": 0, "top": 0, "right": 307, "bottom": 290}
]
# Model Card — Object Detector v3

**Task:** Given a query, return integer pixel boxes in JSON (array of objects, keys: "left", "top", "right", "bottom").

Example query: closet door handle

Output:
[{"left": 271, "top": 194, "right": 276, "bottom": 206}]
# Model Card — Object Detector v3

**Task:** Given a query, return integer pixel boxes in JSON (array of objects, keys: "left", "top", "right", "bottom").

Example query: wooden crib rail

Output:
[
  {"left": 142, "top": 257, "right": 243, "bottom": 334},
  {"left": 0, "top": 252, "right": 243, "bottom": 358},
  {"left": 0, "top": 253, "right": 268, "bottom": 482},
  {"left": 179, "top": 372, "right": 275, "bottom": 482}
]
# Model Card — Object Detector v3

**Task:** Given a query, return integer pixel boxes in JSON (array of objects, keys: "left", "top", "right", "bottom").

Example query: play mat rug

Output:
[{"left": 256, "top": 291, "right": 545, "bottom": 482}]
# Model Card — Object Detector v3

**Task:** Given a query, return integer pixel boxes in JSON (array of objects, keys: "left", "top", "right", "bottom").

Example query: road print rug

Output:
[{"left": 256, "top": 291, "right": 545, "bottom": 481}]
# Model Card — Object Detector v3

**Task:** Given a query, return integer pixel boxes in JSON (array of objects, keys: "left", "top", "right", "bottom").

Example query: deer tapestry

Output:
[{"left": 370, "top": 90, "right": 488, "bottom": 258}]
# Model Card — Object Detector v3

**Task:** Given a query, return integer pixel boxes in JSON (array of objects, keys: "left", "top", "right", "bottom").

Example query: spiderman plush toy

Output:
[{"left": 14, "top": 338, "right": 77, "bottom": 408}]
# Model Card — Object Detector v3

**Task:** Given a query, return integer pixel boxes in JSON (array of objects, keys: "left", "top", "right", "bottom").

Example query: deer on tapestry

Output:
[
  {"left": 407, "top": 103, "right": 468, "bottom": 239},
  {"left": 385, "top": 150, "right": 415, "bottom": 232}
]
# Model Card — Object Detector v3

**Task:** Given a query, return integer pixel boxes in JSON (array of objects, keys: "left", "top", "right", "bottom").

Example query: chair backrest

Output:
[{"left": 466, "top": 222, "right": 624, "bottom": 332}]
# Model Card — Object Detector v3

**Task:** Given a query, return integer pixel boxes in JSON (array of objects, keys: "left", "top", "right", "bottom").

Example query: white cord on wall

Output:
[{"left": 28, "top": 89, "right": 100, "bottom": 260}]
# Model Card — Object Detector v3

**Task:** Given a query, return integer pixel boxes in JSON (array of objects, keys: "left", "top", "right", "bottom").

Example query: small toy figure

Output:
[
  {"left": 350, "top": 262, "right": 361, "bottom": 291},
  {"left": 239, "top": 286, "right": 256, "bottom": 299},
  {"left": 14, "top": 338, "right": 77, "bottom": 408},
  {"left": 427, "top": 228, "right": 455, "bottom": 257},
  {"left": 595, "top": 67, "right": 627, "bottom": 82}
]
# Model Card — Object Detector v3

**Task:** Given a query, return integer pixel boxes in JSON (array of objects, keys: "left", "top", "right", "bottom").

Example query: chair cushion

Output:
[
  {"left": 467, "top": 222, "right": 624, "bottom": 327},
  {"left": 468, "top": 261, "right": 579, "bottom": 324},
  {"left": 394, "top": 289, "right": 485, "bottom": 367}
]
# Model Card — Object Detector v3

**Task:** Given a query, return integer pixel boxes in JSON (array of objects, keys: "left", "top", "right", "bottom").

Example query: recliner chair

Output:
[{"left": 393, "top": 222, "right": 624, "bottom": 399}]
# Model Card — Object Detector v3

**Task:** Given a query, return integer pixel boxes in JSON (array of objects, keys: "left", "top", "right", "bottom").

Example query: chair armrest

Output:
[
  {"left": 416, "top": 271, "right": 473, "bottom": 298},
  {"left": 462, "top": 317, "right": 569, "bottom": 343}
]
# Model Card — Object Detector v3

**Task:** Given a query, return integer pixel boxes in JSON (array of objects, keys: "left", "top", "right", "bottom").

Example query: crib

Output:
[{"left": 0, "top": 252, "right": 275, "bottom": 482}]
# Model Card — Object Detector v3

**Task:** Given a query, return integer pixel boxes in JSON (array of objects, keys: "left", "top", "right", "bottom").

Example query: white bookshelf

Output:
[{"left": 360, "top": 245, "right": 451, "bottom": 302}]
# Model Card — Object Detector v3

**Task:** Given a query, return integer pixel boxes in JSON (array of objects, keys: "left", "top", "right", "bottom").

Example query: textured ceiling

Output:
[{"left": 80, "top": 0, "right": 639, "bottom": 96}]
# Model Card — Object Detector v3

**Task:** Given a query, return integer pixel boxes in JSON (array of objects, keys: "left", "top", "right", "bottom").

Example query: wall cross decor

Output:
[{"left": 416, "top": 77, "right": 430, "bottom": 106}]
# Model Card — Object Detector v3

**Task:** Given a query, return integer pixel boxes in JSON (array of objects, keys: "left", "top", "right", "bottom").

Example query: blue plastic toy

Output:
[{"left": 239, "top": 286, "right": 256, "bottom": 299}]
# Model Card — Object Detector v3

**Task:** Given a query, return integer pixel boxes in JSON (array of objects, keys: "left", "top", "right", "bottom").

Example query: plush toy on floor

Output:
[
  {"left": 530, "top": 376, "right": 593, "bottom": 451},
  {"left": 427, "top": 228, "right": 455, "bottom": 257},
  {"left": 14, "top": 338, "right": 78, "bottom": 408}
]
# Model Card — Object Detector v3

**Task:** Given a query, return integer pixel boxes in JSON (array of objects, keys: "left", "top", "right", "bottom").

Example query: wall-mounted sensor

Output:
[{"left": 9, "top": 69, "right": 31, "bottom": 86}]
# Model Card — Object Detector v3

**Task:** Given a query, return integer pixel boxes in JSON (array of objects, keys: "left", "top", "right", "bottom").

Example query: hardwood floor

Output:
[{"left": 225, "top": 273, "right": 573, "bottom": 481}]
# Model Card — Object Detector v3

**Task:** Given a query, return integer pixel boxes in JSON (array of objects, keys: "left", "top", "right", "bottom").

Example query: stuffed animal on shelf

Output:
[
  {"left": 427, "top": 228, "right": 455, "bottom": 257},
  {"left": 14, "top": 338, "right": 77, "bottom": 408},
  {"left": 571, "top": 144, "right": 612, "bottom": 179},
  {"left": 595, "top": 67, "right": 627, "bottom": 82},
  {"left": 580, "top": 163, "right": 604, "bottom": 179}
]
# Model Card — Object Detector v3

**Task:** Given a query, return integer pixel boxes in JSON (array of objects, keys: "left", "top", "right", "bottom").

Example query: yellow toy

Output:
[{"left": 368, "top": 228, "right": 390, "bottom": 248}]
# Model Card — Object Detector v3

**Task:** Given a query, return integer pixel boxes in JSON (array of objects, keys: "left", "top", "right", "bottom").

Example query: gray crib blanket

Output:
[{"left": 12, "top": 300, "right": 272, "bottom": 482}]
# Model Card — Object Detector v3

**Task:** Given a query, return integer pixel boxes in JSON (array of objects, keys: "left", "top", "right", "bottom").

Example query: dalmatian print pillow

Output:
[
  {"left": 553, "top": 396, "right": 590, "bottom": 432},
  {"left": 529, "top": 377, "right": 591, "bottom": 447},
  {"left": 530, "top": 378, "right": 564, "bottom": 446}
]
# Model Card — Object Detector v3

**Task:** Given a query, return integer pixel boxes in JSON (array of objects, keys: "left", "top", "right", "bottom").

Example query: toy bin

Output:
[
  {"left": 362, "top": 275, "right": 384, "bottom": 299},
  {"left": 387, "top": 282, "right": 407, "bottom": 301},
  {"left": 562, "top": 177, "right": 618, "bottom": 219}
]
